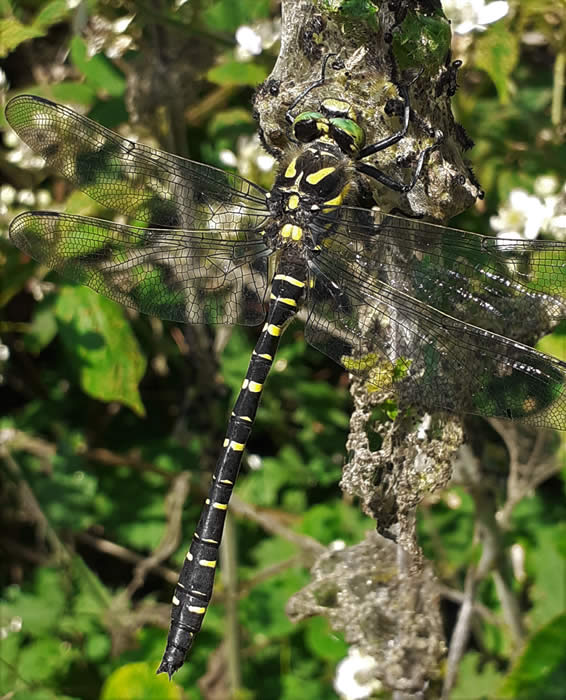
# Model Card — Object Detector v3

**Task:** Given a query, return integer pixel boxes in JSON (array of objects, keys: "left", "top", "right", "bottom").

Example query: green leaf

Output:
[
  {"left": 34, "top": 0, "right": 69, "bottom": 29},
  {"left": 207, "top": 60, "right": 268, "bottom": 86},
  {"left": 527, "top": 524, "right": 566, "bottom": 629},
  {"left": 0, "top": 17, "right": 43, "bottom": 57},
  {"left": 54, "top": 286, "right": 146, "bottom": 415},
  {"left": 475, "top": 21, "right": 519, "bottom": 104},
  {"left": 305, "top": 617, "right": 348, "bottom": 662},
  {"left": 100, "top": 662, "right": 183, "bottom": 700},
  {"left": 69, "top": 36, "right": 125, "bottom": 97},
  {"left": 496, "top": 613, "right": 566, "bottom": 699},
  {"left": 452, "top": 651, "right": 504, "bottom": 699},
  {"left": 24, "top": 300, "right": 58, "bottom": 354},
  {"left": 18, "top": 638, "right": 74, "bottom": 682},
  {"left": 202, "top": 0, "right": 270, "bottom": 31}
]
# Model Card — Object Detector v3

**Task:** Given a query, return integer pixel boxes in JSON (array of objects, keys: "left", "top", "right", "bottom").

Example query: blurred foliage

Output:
[{"left": 0, "top": 1, "right": 565, "bottom": 699}]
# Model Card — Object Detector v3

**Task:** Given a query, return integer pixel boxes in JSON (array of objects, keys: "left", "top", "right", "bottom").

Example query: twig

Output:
[{"left": 220, "top": 512, "right": 242, "bottom": 694}]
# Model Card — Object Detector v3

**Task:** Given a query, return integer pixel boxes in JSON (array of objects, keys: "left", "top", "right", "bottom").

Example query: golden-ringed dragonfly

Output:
[{"left": 5, "top": 67, "right": 566, "bottom": 677}]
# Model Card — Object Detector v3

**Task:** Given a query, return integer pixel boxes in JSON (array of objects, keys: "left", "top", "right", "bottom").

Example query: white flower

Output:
[
  {"left": 334, "top": 649, "right": 382, "bottom": 700},
  {"left": 548, "top": 215, "right": 566, "bottom": 241},
  {"left": 444, "top": 0, "right": 509, "bottom": 35},
  {"left": 219, "top": 149, "right": 238, "bottom": 168},
  {"left": 236, "top": 26, "right": 263, "bottom": 57},
  {"left": 235, "top": 19, "right": 280, "bottom": 61},
  {"left": 534, "top": 174, "right": 559, "bottom": 197},
  {"left": 0, "top": 184, "right": 16, "bottom": 205},
  {"left": 36, "top": 189, "right": 52, "bottom": 208},
  {"left": 490, "top": 188, "right": 553, "bottom": 241},
  {"left": 17, "top": 189, "right": 35, "bottom": 206}
]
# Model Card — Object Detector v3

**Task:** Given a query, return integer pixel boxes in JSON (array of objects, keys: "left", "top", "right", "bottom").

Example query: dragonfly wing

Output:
[
  {"left": 305, "top": 207, "right": 566, "bottom": 429},
  {"left": 5, "top": 95, "right": 270, "bottom": 230},
  {"left": 314, "top": 206, "right": 566, "bottom": 339},
  {"left": 11, "top": 211, "right": 271, "bottom": 325}
]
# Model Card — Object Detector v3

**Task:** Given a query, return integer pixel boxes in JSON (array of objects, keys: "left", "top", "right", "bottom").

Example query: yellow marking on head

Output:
[
  {"left": 223, "top": 438, "right": 229, "bottom": 447},
  {"left": 306, "top": 166, "right": 336, "bottom": 185},
  {"left": 205, "top": 498, "right": 210, "bottom": 505},
  {"left": 172, "top": 595, "right": 180, "bottom": 605},
  {"left": 285, "top": 158, "right": 297, "bottom": 178},
  {"left": 266, "top": 324, "right": 281, "bottom": 337},
  {"left": 213, "top": 502, "right": 228, "bottom": 510},
  {"left": 288, "top": 194, "right": 300, "bottom": 210},
  {"left": 199, "top": 559, "right": 217, "bottom": 568},
  {"left": 248, "top": 380, "right": 263, "bottom": 392},
  {"left": 189, "top": 606, "right": 206, "bottom": 615},
  {"left": 230, "top": 440, "right": 245, "bottom": 451},
  {"left": 186, "top": 551, "right": 193, "bottom": 561},
  {"left": 274, "top": 274, "right": 305, "bottom": 288},
  {"left": 242, "top": 378, "right": 249, "bottom": 389},
  {"left": 194, "top": 532, "right": 200, "bottom": 540}
]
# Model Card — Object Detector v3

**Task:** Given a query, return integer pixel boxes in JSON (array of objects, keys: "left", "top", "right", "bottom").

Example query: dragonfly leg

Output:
[
  {"left": 356, "top": 131, "right": 443, "bottom": 193},
  {"left": 285, "top": 52, "right": 339, "bottom": 124}
]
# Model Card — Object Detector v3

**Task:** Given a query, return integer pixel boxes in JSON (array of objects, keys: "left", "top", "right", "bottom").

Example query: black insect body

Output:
[{"left": 5, "top": 80, "right": 566, "bottom": 679}]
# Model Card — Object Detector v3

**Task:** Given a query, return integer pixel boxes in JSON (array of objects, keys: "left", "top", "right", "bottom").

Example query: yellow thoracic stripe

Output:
[
  {"left": 280, "top": 223, "right": 303, "bottom": 240},
  {"left": 285, "top": 158, "right": 297, "bottom": 178},
  {"left": 287, "top": 194, "right": 300, "bottom": 209},
  {"left": 274, "top": 274, "right": 305, "bottom": 287},
  {"left": 306, "top": 166, "right": 335, "bottom": 184},
  {"left": 324, "top": 183, "right": 352, "bottom": 208}
]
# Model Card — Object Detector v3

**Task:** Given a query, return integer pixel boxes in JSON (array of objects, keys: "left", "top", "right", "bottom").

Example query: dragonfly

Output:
[{"left": 5, "top": 79, "right": 566, "bottom": 678}]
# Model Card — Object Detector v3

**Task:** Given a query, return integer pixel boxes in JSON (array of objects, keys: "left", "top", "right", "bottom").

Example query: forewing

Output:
[
  {"left": 11, "top": 211, "right": 271, "bottom": 325},
  {"left": 305, "top": 207, "right": 566, "bottom": 429},
  {"left": 5, "top": 95, "right": 270, "bottom": 230}
]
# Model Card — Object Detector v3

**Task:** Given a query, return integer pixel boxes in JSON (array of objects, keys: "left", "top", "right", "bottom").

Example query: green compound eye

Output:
[
  {"left": 293, "top": 111, "right": 326, "bottom": 143},
  {"left": 329, "top": 117, "right": 365, "bottom": 154}
]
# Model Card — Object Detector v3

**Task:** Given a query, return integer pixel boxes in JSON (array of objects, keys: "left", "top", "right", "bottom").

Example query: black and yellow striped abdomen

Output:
[{"left": 157, "top": 258, "right": 307, "bottom": 676}]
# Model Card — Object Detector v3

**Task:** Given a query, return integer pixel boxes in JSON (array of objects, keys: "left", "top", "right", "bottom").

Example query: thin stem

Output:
[
  {"left": 221, "top": 511, "right": 242, "bottom": 694},
  {"left": 552, "top": 50, "right": 565, "bottom": 128}
]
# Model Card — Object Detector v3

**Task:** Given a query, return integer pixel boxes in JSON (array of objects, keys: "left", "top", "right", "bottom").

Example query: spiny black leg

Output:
[
  {"left": 285, "top": 53, "right": 337, "bottom": 124},
  {"left": 357, "top": 83, "right": 411, "bottom": 159},
  {"left": 356, "top": 131, "right": 444, "bottom": 194}
]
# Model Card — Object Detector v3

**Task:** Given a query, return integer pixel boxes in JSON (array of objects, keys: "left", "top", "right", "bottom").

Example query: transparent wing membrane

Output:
[
  {"left": 306, "top": 207, "right": 566, "bottom": 429},
  {"left": 11, "top": 212, "right": 270, "bottom": 325},
  {"left": 5, "top": 95, "right": 270, "bottom": 230},
  {"left": 6, "top": 95, "right": 566, "bottom": 428}
]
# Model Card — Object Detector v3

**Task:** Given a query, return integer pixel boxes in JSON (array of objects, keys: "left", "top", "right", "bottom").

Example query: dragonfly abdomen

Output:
[{"left": 157, "top": 264, "right": 307, "bottom": 677}]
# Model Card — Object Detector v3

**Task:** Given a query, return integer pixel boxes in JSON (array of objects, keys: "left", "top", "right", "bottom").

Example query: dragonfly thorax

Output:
[{"left": 265, "top": 144, "right": 358, "bottom": 252}]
